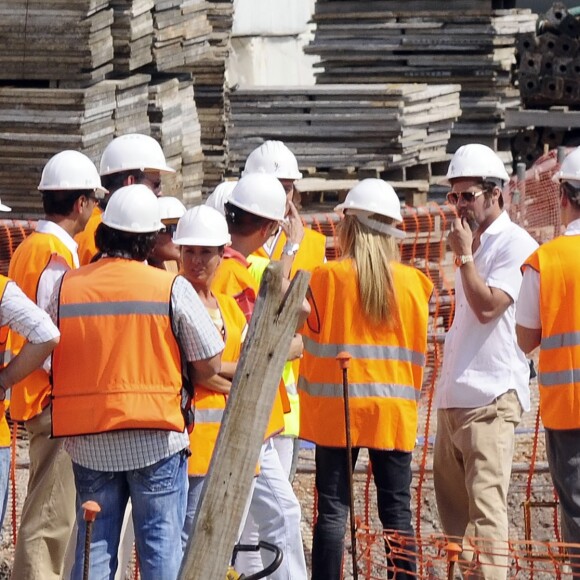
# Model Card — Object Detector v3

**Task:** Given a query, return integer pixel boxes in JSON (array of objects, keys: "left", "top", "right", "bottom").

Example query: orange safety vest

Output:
[
  {"left": 75, "top": 206, "right": 102, "bottom": 266},
  {"left": 299, "top": 259, "right": 433, "bottom": 451},
  {"left": 0, "top": 276, "right": 12, "bottom": 446},
  {"left": 212, "top": 252, "right": 287, "bottom": 439},
  {"left": 252, "top": 227, "right": 327, "bottom": 277},
  {"left": 523, "top": 236, "right": 580, "bottom": 430},
  {"left": 51, "top": 258, "right": 184, "bottom": 437},
  {"left": 8, "top": 231, "right": 76, "bottom": 421},
  {"left": 188, "top": 293, "right": 246, "bottom": 476}
]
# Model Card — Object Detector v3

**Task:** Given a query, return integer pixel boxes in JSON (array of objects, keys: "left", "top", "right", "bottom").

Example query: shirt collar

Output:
[
  {"left": 480, "top": 210, "right": 511, "bottom": 243},
  {"left": 565, "top": 218, "right": 580, "bottom": 235},
  {"left": 35, "top": 220, "right": 79, "bottom": 267}
]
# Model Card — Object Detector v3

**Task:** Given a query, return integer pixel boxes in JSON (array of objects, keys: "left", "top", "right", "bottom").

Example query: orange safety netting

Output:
[{"left": 0, "top": 150, "right": 569, "bottom": 577}]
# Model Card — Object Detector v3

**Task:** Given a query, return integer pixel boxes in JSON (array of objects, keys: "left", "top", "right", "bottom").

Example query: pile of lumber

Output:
[
  {"left": 227, "top": 84, "right": 461, "bottom": 185},
  {"left": 190, "top": 0, "right": 235, "bottom": 190},
  {"left": 518, "top": 2, "right": 580, "bottom": 108},
  {"left": 102, "top": 73, "right": 151, "bottom": 136},
  {"left": 148, "top": 74, "right": 204, "bottom": 203},
  {"left": 110, "top": 0, "right": 154, "bottom": 73},
  {"left": 306, "top": 1, "right": 538, "bottom": 167},
  {"left": 0, "top": 0, "right": 114, "bottom": 84},
  {"left": 0, "top": 83, "right": 117, "bottom": 213}
]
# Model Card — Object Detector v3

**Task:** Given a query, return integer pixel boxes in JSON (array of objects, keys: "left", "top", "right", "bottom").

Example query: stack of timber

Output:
[
  {"left": 306, "top": 1, "right": 538, "bottom": 169},
  {"left": 148, "top": 74, "right": 204, "bottom": 202},
  {"left": 102, "top": 73, "right": 151, "bottom": 136},
  {"left": 190, "top": 0, "right": 234, "bottom": 190},
  {"left": 151, "top": 0, "right": 211, "bottom": 71},
  {"left": 518, "top": 3, "right": 580, "bottom": 108},
  {"left": 0, "top": 0, "right": 114, "bottom": 84},
  {"left": 0, "top": 83, "right": 116, "bottom": 213},
  {"left": 227, "top": 84, "right": 461, "bottom": 189},
  {"left": 110, "top": 0, "right": 154, "bottom": 73}
]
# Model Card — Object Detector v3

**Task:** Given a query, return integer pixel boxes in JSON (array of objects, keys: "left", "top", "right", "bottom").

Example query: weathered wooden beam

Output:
[{"left": 179, "top": 262, "right": 310, "bottom": 580}]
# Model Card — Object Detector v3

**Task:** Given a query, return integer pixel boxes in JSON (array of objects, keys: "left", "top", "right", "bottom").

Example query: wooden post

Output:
[{"left": 179, "top": 262, "right": 310, "bottom": 580}]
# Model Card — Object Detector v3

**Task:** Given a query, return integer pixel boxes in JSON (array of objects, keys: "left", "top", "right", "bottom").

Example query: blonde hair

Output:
[{"left": 337, "top": 213, "right": 400, "bottom": 326}]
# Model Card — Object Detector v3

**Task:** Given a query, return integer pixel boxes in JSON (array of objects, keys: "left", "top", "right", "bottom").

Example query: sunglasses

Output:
[
  {"left": 446, "top": 189, "right": 484, "bottom": 205},
  {"left": 162, "top": 224, "right": 178, "bottom": 235}
]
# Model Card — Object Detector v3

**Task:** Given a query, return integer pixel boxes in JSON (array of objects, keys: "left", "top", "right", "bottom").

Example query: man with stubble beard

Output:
[{"left": 433, "top": 144, "right": 538, "bottom": 580}]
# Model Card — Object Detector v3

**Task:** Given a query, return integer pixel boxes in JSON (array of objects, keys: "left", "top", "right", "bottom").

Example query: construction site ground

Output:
[{"left": 0, "top": 364, "right": 555, "bottom": 579}]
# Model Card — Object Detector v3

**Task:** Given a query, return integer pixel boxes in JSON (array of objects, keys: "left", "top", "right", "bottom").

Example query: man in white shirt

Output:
[
  {"left": 433, "top": 144, "right": 538, "bottom": 580},
  {"left": 8, "top": 150, "right": 106, "bottom": 580},
  {"left": 516, "top": 146, "right": 580, "bottom": 573}
]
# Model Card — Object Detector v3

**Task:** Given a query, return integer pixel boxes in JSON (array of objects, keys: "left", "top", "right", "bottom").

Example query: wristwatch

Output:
[
  {"left": 282, "top": 242, "right": 300, "bottom": 257},
  {"left": 454, "top": 254, "right": 474, "bottom": 267}
]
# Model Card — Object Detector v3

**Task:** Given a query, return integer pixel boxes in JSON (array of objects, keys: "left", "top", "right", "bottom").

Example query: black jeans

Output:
[{"left": 311, "top": 445, "right": 416, "bottom": 580}]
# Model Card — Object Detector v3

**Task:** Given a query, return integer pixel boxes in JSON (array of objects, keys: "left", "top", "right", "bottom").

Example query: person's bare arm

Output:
[
  {"left": 199, "top": 373, "right": 232, "bottom": 394},
  {"left": 188, "top": 353, "right": 221, "bottom": 384},
  {"left": 516, "top": 324, "right": 542, "bottom": 355}
]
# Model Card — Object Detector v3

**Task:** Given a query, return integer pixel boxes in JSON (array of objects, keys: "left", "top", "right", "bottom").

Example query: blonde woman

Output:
[{"left": 299, "top": 179, "right": 433, "bottom": 579}]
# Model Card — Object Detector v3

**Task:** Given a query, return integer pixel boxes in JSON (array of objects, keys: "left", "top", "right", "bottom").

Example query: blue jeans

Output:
[
  {"left": 312, "top": 445, "right": 416, "bottom": 580},
  {"left": 181, "top": 475, "right": 204, "bottom": 549},
  {"left": 70, "top": 450, "right": 188, "bottom": 580},
  {"left": 0, "top": 446, "right": 9, "bottom": 543}
]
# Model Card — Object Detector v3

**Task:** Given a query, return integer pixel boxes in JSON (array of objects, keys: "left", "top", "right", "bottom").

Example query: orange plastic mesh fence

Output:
[
  {"left": 0, "top": 220, "right": 37, "bottom": 276},
  {"left": 507, "top": 149, "right": 562, "bottom": 242},
  {"left": 354, "top": 529, "right": 578, "bottom": 579}
]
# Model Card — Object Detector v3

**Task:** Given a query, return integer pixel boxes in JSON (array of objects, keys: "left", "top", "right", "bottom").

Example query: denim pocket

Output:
[
  {"left": 132, "top": 452, "right": 183, "bottom": 493},
  {"left": 72, "top": 462, "right": 116, "bottom": 494}
]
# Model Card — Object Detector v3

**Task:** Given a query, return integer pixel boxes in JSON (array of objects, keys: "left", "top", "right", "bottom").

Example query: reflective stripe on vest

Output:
[
  {"left": 8, "top": 233, "right": 76, "bottom": 421},
  {"left": 539, "top": 369, "right": 580, "bottom": 387},
  {"left": 303, "top": 336, "right": 426, "bottom": 367},
  {"left": 541, "top": 331, "right": 580, "bottom": 350},
  {"left": 195, "top": 408, "right": 224, "bottom": 424},
  {"left": 60, "top": 301, "right": 169, "bottom": 318},
  {"left": 299, "top": 377, "right": 422, "bottom": 401}
]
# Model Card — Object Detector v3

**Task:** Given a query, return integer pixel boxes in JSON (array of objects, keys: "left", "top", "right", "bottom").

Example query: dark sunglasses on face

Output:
[{"left": 446, "top": 189, "right": 484, "bottom": 205}]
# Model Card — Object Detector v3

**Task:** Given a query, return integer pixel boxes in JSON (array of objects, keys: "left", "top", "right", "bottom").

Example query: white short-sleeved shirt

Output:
[
  {"left": 35, "top": 220, "right": 79, "bottom": 310},
  {"left": 516, "top": 218, "right": 580, "bottom": 330},
  {"left": 435, "top": 211, "right": 539, "bottom": 411}
]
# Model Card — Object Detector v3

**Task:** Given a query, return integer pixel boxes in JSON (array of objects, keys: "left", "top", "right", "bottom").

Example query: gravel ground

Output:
[{"left": 0, "top": 372, "right": 565, "bottom": 579}]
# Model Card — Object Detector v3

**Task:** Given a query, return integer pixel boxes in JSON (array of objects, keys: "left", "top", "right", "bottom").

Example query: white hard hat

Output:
[
  {"left": 158, "top": 196, "right": 186, "bottom": 222},
  {"left": 173, "top": 205, "right": 231, "bottom": 247},
  {"left": 446, "top": 144, "right": 510, "bottom": 184},
  {"left": 335, "top": 179, "right": 405, "bottom": 239},
  {"left": 38, "top": 150, "right": 108, "bottom": 196},
  {"left": 552, "top": 147, "right": 580, "bottom": 184},
  {"left": 0, "top": 197, "right": 10, "bottom": 212},
  {"left": 99, "top": 134, "right": 175, "bottom": 176},
  {"left": 242, "top": 141, "right": 303, "bottom": 180},
  {"left": 205, "top": 181, "right": 237, "bottom": 215},
  {"left": 102, "top": 184, "right": 163, "bottom": 233},
  {"left": 228, "top": 174, "right": 286, "bottom": 221}
]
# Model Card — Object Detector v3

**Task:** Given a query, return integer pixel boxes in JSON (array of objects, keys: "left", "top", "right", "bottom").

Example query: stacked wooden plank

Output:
[
  {"left": 306, "top": 2, "right": 538, "bottom": 167},
  {"left": 151, "top": 0, "right": 211, "bottom": 71},
  {"left": 190, "top": 0, "right": 235, "bottom": 190},
  {"left": 0, "top": 0, "right": 114, "bottom": 85},
  {"left": 148, "top": 75, "right": 203, "bottom": 202},
  {"left": 110, "top": 0, "right": 154, "bottom": 73},
  {"left": 0, "top": 83, "right": 116, "bottom": 213},
  {"left": 227, "top": 84, "right": 461, "bottom": 184},
  {"left": 102, "top": 73, "right": 151, "bottom": 136}
]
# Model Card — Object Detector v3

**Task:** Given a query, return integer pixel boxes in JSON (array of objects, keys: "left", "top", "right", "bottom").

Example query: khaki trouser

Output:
[
  {"left": 433, "top": 390, "right": 522, "bottom": 580},
  {"left": 11, "top": 406, "right": 76, "bottom": 580}
]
